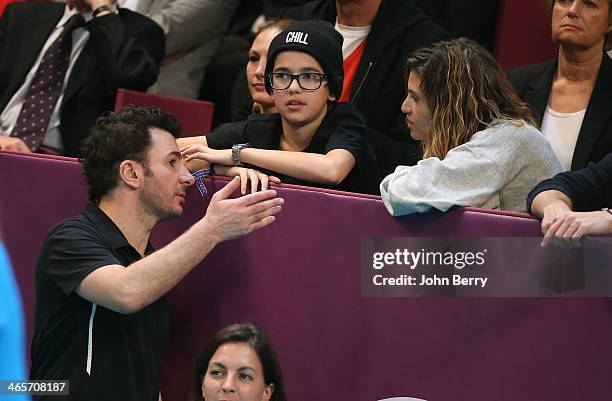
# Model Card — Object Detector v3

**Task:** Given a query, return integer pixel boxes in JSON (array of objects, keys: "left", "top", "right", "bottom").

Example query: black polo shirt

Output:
[{"left": 30, "top": 205, "right": 169, "bottom": 401}]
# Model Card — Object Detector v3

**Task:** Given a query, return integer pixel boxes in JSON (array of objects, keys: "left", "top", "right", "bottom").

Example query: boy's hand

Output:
[
  {"left": 181, "top": 144, "right": 233, "bottom": 166},
  {"left": 216, "top": 165, "right": 281, "bottom": 194}
]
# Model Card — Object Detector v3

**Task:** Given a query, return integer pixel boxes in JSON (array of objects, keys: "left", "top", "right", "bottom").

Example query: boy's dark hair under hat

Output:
[{"left": 265, "top": 20, "right": 344, "bottom": 100}]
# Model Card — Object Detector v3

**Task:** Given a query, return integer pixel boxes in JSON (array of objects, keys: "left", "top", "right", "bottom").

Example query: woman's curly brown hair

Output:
[{"left": 406, "top": 38, "right": 536, "bottom": 160}]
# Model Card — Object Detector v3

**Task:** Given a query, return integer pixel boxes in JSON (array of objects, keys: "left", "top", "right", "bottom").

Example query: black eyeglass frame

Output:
[{"left": 267, "top": 72, "right": 329, "bottom": 91}]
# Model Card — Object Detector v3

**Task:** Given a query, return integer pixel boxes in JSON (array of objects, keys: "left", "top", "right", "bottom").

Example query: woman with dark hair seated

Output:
[
  {"left": 381, "top": 38, "right": 563, "bottom": 215},
  {"left": 508, "top": 0, "right": 612, "bottom": 171},
  {"left": 191, "top": 323, "right": 287, "bottom": 401},
  {"left": 527, "top": 152, "right": 612, "bottom": 246}
]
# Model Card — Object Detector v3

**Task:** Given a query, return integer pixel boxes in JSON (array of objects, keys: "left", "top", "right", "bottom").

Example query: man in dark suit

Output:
[{"left": 0, "top": 0, "right": 164, "bottom": 157}]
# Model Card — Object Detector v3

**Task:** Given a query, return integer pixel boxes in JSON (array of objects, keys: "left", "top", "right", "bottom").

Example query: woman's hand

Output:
[
  {"left": 541, "top": 202, "right": 612, "bottom": 247},
  {"left": 181, "top": 144, "right": 233, "bottom": 166},
  {"left": 215, "top": 165, "right": 281, "bottom": 194},
  {"left": 540, "top": 200, "right": 572, "bottom": 238}
]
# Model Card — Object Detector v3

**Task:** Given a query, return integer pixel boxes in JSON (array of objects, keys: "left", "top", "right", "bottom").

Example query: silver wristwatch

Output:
[{"left": 231, "top": 143, "right": 251, "bottom": 166}]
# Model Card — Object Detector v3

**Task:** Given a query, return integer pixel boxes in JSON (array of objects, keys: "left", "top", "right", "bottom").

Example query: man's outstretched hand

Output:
[{"left": 202, "top": 176, "right": 284, "bottom": 243}]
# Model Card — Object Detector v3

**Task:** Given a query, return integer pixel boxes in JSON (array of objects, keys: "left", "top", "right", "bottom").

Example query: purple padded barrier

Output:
[
  {"left": 0, "top": 150, "right": 87, "bottom": 352},
  {"left": 1, "top": 150, "right": 611, "bottom": 401}
]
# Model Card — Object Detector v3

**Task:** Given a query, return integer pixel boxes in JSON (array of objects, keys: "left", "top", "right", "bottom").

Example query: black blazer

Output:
[
  {"left": 508, "top": 55, "right": 612, "bottom": 171},
  {"left": 0, "top": 2, "right": 165, "bottom": 156}
]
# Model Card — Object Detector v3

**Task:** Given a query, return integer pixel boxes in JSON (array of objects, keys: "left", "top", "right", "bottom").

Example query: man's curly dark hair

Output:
[{"left": 80, "top": 106, "right": 182, "bottom": 204}]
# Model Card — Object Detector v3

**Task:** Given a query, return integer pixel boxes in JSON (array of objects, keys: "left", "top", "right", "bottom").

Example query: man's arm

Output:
[
  {"left": 530, "top": 189, "right": 573, "bottom": 220},
  {"left": 76, "top": 177, "right": 283, "bottom": 314},
  {"left": 528, "top": 154, "right": 612, "bottom": 213},
  {"left": 86, "top": 0, "right": 166, "bottom": 91},
  {"left": 531, "top": 190, "right": 612, "bottom": 246},
  {"left": 146, "top": 0, "right": 239, "bottom": 56},
  {"left": 528, "top": 154, "right": 612, "bottom": 245}
]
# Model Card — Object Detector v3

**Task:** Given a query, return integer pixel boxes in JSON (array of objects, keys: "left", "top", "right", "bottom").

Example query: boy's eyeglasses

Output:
[{"left": 268, "top": 72, "right": 328, "bottom": 91}]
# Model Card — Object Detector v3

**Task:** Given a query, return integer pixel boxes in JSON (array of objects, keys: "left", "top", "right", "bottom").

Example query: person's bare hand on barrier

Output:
[
  {"left": 0, "top": 136, "right": 31, "bottom": 153},
  {"left": 216, "top": 165, "right": 281, "bottom": 194},
  {"left": 542, "top": 208, "right": 612, "bottom": 248},
  {"left": 202, "top": 176, "right": 283, "bottom": 243},
  {"left": 540, "top": 200, "right": 571, "bottom": 235}
]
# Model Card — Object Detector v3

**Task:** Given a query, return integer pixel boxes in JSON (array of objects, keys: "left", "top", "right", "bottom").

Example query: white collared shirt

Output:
[{"left": 0, "top": 6, "right": 92, "bottom": 152}]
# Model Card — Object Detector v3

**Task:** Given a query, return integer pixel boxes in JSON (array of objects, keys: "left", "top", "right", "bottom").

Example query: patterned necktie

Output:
[{"left": 11, "top": 13, "right": 85, "bottom": 151}]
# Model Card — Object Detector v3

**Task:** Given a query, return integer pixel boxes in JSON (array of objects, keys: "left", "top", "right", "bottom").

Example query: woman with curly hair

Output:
[{"left": 381, "top": 38, "right": 563, "bottom": 215}]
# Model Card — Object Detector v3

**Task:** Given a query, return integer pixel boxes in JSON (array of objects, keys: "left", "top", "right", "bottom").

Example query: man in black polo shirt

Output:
[{"left": 30, "top": 107, "right": 284, "bottom": 401}]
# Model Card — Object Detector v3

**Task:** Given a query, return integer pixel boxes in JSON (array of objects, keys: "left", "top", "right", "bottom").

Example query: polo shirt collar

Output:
[{"left": 84, "top": 204, "right": 154, "bottom": 256}]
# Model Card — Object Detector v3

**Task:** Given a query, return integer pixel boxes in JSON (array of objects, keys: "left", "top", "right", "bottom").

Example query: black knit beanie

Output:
[{"left": 265, "top": 20, "right": 344, "bottom": 100}]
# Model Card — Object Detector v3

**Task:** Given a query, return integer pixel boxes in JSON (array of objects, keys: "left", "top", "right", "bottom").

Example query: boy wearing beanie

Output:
[{"left": 180, "top": 20, "right": 380, "bottom": 195}]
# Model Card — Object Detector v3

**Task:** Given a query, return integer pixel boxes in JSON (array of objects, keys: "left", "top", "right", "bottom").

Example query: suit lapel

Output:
[
  {"left": 571, "top": 55, "right": 612, "bottom": 170},
  {"left": 523, "top": 60, "right": 556, "bottom": 125},
  {"left": 1, "top": 4, "right": 64, "bottom": 109},
  {"left": 63, "top": 8, "right": 128, "bottom": 104},
  {"left": 62, "top": 39, "right": 98, "bottom": 104}
]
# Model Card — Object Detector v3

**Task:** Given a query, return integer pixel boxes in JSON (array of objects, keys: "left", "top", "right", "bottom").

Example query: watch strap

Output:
[
  {"left": 93, "top": 3, "right": 118, "bottom": 17},
  {"left": 232, "top": 143, "right": 251, "bottom": 166}
]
